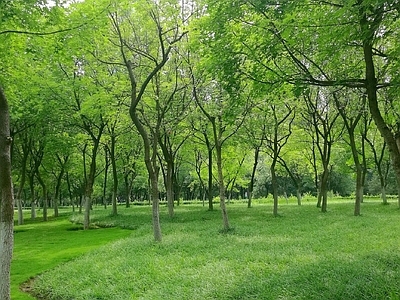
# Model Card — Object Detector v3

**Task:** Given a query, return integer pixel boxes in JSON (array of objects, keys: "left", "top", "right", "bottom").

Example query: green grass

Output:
[
  {"left": 15, "top": 198, "right": 400, "bottom": 299},
  {"left": 11, "top": 209, "right": 133, "bottom": 300}
]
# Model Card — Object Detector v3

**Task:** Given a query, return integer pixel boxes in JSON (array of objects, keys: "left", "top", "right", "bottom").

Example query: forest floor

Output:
[{"left": 12, "top": 197, "right": 400, "bottom": 299}]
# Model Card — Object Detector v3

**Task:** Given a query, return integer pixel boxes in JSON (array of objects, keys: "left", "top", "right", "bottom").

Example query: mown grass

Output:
[
  {"left": 11, "top": 209, "right": 133, "bottom": 300},
  {"left": 28, "top": 198, "right": 400, "bottom": 300}
]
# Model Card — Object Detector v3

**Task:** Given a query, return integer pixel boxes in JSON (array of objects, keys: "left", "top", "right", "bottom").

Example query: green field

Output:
[
  {"left": 12, "top": 198, "right": 400, "bottom": 299},
  {"left": 11, "top": 210, "right": 133, "bottom": 300}
]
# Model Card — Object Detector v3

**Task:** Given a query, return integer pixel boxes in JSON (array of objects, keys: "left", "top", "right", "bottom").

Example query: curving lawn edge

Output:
[
  {"left": 12, "top": 210, "right": 133, "bottom": 300},
  {"left": 28, "top": 201, "right": 400, "bottom": 300}
]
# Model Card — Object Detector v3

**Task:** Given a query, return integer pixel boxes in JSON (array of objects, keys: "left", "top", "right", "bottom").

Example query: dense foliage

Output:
[{"left": 2, "top": 0, "right": 400, "bottom": 229}]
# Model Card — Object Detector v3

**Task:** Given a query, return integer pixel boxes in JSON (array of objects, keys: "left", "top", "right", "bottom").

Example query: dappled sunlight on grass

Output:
[{"left": 11, "top": 209, "right": 133, "bottom": 300}]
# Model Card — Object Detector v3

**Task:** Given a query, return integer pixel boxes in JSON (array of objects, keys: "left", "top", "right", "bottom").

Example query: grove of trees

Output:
[{"left": 1, "top": 1, "right": 400, "bottom": 298}]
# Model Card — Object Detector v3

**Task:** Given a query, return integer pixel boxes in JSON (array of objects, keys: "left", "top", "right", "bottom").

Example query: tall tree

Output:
[
  {"left": 192, "top": 75, "right": 249, "bottom": 231},
  {"left": 264, "top": 102, "right": 295, "bottom": 216},
  {"left": 106, "top": 0, "right": 186, "bottom": 241},
  {"left": 303, "top": 88, "right": 342, "bottom": 212},
  {"left": 0, "top": 86, "right": 14, "bottom": 300},
  {"left": 333, "top": 91, "right": 367, "bottom": 215}
]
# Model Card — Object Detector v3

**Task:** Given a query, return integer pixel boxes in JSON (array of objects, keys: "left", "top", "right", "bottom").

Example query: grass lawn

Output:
[
  {"left": 11, "top": 209, "right": 133, "bottom": 300},
  {"left": 14, "top": 198, "right": 400, "bottom": 299}
]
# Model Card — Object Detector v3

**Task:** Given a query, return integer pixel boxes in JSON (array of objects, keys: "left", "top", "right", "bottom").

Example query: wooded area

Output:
[{"left": 1, "top": 1, "right": 400, "bottom": 298}]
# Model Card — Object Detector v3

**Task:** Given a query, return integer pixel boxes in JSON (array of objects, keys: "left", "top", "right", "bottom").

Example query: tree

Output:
[
  {"left": 107, "top": 0, "right": 186, "bottom": 241},
  {"left": 192, "top": 74, "right": 250, "bottom": 231},
  {"left": 189, "top": 116, "right": 216, "bottom": 210},
  {"left": 333, "top": 91, "right": 367, "bottom": 215},
  {"left": 365, "top": 126, "right": 391, "bottom": 204},
  {"left": 264, "top": 102, "right": 295, "bottom": 216},
  {"left": 302, "top": 88, "right": 342, "bottom": 212},
  {"left": 0, "top": 86, "right": 14, "bottom": 300},
  {"left": 242, "top": 105, "right": 267, "bottom": 208},
  {"left": 276, "top": 125, "right": 314, "bottom": 205}
]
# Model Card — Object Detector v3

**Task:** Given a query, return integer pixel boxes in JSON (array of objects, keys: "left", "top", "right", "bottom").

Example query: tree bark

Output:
[
  {"left": 248, "top": 147, "right": 259, "bottom": 208},
  {"left": 131, "top": 109, "right": 162, "bottom": 241},
  {"left": 103, "top": 146, "right": 109, "bottom": 210},
  {"left": 109, "top": 134, "right": 119, "bottom": 216},
  {"left": 204, "top": 134, "right": 214, "bottom": 211},
  {"left": 212, "top": 117, "right": 230, "bottom": 232},
  {"left": 150, "top": 168, "right": 162, "bottom": 242},
  {"left": 333, "top": 93, "right": 364, "bottom": 215},
  {"left": 36, "top": 171, "right": 47, "bottom": 222},
  {"left": 0, "top": 86, "right": 14, "bottom": 300},
  {"left": 271, "top": 161, "right": 279, "bottom": 217},
  {"left": 53, "top": 155, "right": 67, "bottom": 218},
  {"left": 83, "top": 139, "right": 101, "bottom": 230},
  {"left": 165, "top": 161, "right": 174, "bottom": 218},
  {"left": 320, "top": 168, "right": 329, "bottom": 213},
  {"left": 16, "top": 137, "right": 30, "bottom": 225}
]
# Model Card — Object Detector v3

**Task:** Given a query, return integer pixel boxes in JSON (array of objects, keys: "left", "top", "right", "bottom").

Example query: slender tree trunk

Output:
[
  {"left": 83, "top": 140, "right": 101, "bottom": 230},
  {"left": 131, "top": 110, "right": 162, "bottom": 241},
  {"left": 103, "top": 149, "right": 109, "bottom": 210},
  {"left": 66, "top": 172, "right": 74, "bottom": 210},
  {"left": 354, "top": 166, "right": 363, "bottom": 216},
  {"left": 320, "top": 168, "right": 329, "bottom": 213},
  {"left": 317, "top": 176, "right": 322, "bottom": 208},
  {"left": 29, "top": 174, "right": 36, "bottom": 219},
  {"left": 124, "top": 174, "right": 133, "bottom": 208},
  {"left": 37, "top": 173, "right": 47, "bottom": 221},
  {"left": 53, "top": 162, "right": 66, "bottom": 218},
  {"left": 248, "top": 147, "right": 260, "bottom": 208},
  {"left": 16, "top": 154, "right": 28, "bottom": 225},
  {"left": 150, "top": 169, "right": 162, "bottom": 241},
  {"left": 296, "top": 189, "right": 302, "bottom": 206},
  {"left": 110, "top": 135, "right": 118, "bottom": 216},
  {"left": 271, "top": 162, "right": 279, "bottom": 217},
  {"left": 83, "top": 171, "right": 95, "bottom": 230},
  {"left": 166, "top": 161, "right": 174, "bottom": 218},
  {"left": 43, "top": 190, "right": 48, "bottom": 222},
  {"left": 205, "top": 135, "right": 214, "bottom": 211},
  {"left": 216, "top": 142, "right": 230, "bottom": 231},
  {"left": 0, "top": 86, "right": 14, "bottom": 300},
  {"left": 31, "top": 201, "right": 36, "bottom": 219},
  {"left": 17, "top": 196, "right": 23, "bottom": 225}
]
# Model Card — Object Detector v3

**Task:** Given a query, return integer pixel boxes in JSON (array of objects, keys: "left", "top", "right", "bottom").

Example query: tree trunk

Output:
[
  {"left": 124, "top": 173, "right": 133, "bottom": 208},
  {"left": 205, "top": 135, "right": 214, "bottom": 211},
  {"left": 296, "top": 189, "right": 302, "bottom": 206},
  {"left": 247, "top": 147, "right": 260, "bottom": 208},
  {"left": 166, "top": 161, "right": 174, "bottom": 218},
  {"left": 16, "top": 152, "right": 28, "bottom": 225},
  {"left": 150, "top": 169, "right": 162, "bottom": 242},
  {"left": 216, "top": 142, "right": 230, "bottom": 231},
  {"left": 130, "top": 109, "right": 162, "bottom": 241},
  {"left": 354, "top": 166, "right": 363, "bottom": 216},
  {"left": 16, "top": 134, "right": 31, "bottom": 225},
  {"left": 110, "top": 135, "right": 118, "bottom": 216},
  {"left": 271, "top": 162, "right": 279, "bottom": 217},
  {"left": 320, "top": 168, "right": 329, "bottom": 213},
  {"left": 362, "top": 17, "right": 400, "bottom": 209},
  {"left": 83, "top": 140, "right": 101, "bottom": 230},
  {"left": 0, "top": 86, "right": 14, "bottom": 300},
  {"left": 53, "top": 160, "right": 66, "bottom": 218},
  {"left": 37, "top": 173, "right": 47, "bottom": 222},
  {"left": 103, "top": 147, "right": 109, "bottom": 210}
]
